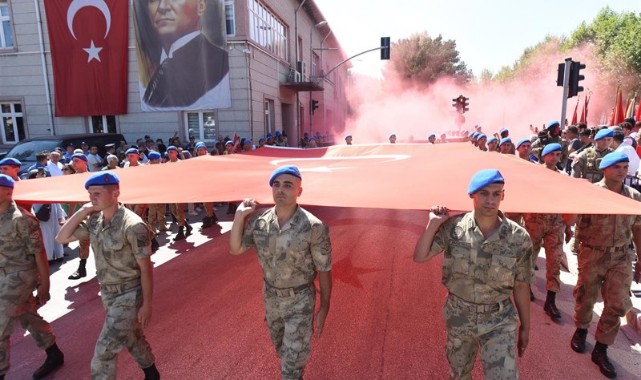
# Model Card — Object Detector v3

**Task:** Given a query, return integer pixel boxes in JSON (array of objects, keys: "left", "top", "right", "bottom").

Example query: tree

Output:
[{"left": 387, "top": 32, "right": 471, "bottom": 87}]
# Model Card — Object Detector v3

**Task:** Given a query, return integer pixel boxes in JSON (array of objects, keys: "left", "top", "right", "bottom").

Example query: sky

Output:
[{"left": 316, "top": 0, "right": 641, "bottom": 78}]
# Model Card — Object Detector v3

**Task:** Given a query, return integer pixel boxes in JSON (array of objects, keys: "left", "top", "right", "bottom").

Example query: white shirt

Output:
[
  {"left": 86, "top": 153, "right": 103, "bottom": 172},
  {"left": 46, "top": 161, "right": 63, "bottom": 177},
  {"left": 615, "top": 145, "right": 640, "bottom": 176}
]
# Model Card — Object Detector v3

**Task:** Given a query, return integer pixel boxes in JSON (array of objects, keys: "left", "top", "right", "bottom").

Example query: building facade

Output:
[{"left": 0, "top": 0, "right": 349, "bottom": 149}]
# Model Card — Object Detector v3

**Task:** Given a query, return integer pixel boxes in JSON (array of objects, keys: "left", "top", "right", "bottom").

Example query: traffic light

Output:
[
  {"left": 452, "top": 95, "right": 469, "bottom": 114},
  {"left": 452, "top": 97, "right": 460, "bottom": 112},
  {"left": 461, "top": 96, "right": 469, "bottom": 114},
  {"left": 380, "top": 37, "right": 390, "bottom": 60},
  {"left": 311, "top": 99, "right": 319, "bottom": 114},
  {"left": 568, "top": 61, "right": 585, "bottom": 98}
]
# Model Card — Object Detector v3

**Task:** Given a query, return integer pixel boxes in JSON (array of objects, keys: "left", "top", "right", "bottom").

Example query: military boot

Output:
[
  {"left": 151, "top": 237, "right": 160, "bottom": 252},
  {"left": 33, "top": 343, "right": 64, "bottom": 379},
  {"left": 201, "top": 216, "right": 213, "bottom": 229},
  {"left": 592, "top": 342, "right": 616, "bottom": 378},
  {"left": 174, "top": 226, "right": 186, "bottom": 241},
  {"left": 543, "top": 291, "right": 561, "bottom": 321},
  {"left": 143, "top": 363, "right": 160, "bottom": 380},
  {"left": 571, "top": 328, "right": 587, "bottom": 353},
  {"left": 185, "top": 223, "right": 193, "bottom": 237},
  {"left": 68, "top": 259, "right": 87, "bottom": 280}
]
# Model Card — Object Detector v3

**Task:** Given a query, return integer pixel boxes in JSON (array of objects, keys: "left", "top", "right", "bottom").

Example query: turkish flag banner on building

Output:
[{"left": 44, "top": 0, "right": 128, "bottom": 116}]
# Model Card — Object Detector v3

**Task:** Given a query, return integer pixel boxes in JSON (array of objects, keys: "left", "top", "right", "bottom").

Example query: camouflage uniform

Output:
[
  {"left": 523, "top": 213, "right": 565, "bottom": 292},
  {"left": 571, "top": 147, "right": 613, "bottom": 183},
  {"left": 0, "top": 202, "right": 57, "bottom": 376},
  {"left": 531, "top": 135, "right": 569, "bottom": 168},
  {"left": 430, "top": 211, "right": 534, "bottom": 380},
  {"left": 573, "top": 182, "right": 641, "bottom": 345},
  {"left": 73, "top": 205, "right": 156, "bottom": 379},
  {"left": 147, "top": 203, "right": 167, "bottom": 233},
  {"left": 241, "top": 206, "right": 331, "bottom": 380}
]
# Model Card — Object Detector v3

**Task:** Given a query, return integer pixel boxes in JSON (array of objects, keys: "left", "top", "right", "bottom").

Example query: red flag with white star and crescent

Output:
[{"left": 44, "top": 0, "right": 128, "bottom": 116}]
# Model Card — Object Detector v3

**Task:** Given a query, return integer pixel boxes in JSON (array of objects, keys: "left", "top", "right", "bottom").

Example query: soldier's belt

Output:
[
  {"left": 449, "top": 294, "right": 511, "bottom": 314},
  {"left": 580, "top": 244, "right": 627, "bottom": 253},
  {"left": 0, "top": 264, "right": 35, "bottom": 275},
  {"left": 100, "top": 279, "right": 141, "bottom": 295},
  {"left": 264, "top": 282, "right": 312, "bottom": 298}
]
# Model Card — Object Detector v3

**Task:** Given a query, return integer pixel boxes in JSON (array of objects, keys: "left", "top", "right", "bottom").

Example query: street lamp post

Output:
[{"left": 309, "top": 21, "right": 328, "bottom": 136}]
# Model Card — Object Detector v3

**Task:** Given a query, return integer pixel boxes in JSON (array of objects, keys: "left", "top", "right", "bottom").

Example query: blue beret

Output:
[
  {"left": 85, "top": 172, "right": 119, "bottom": 189},
  {"left": 345, "top": 134, "right": 352, "bottom": 139},
  {"left": 428, "top": 133, "right": 436, "bottom": 139},
  {"left": 275, "top": 131, "right": 282, "bottom": 137},
  {"left": 476, "top": 134, "right": 487, "bottom": 141},
  {"left": 195, "top": 142, "right": 206, "bottom": 150},
  {"left": 594, "top": 128, "right": 614, "bottom": 141},
  {"left": 308, "top": 136, "right": 316, "bottom": 141},
  {"left": 167, "top": 145, "right": 178, "bottom": 152},
  {"left": 0, "top": 174, "right": 14, "bottom": 189},
  {"left": 542, "top": 143, "right": 562, "bottom": 156},
  {"left": 0, "top": 158, "right": 21, "bottom": 167},
  {"left": 259, "top": 138, "right": 266, "bottom": 143},
  {"left": 148, "top": 151, "right": 161, "bottom": 160},
  {"left": 225, "top": 141, "right": 233, "bottom": 146},
  {"left": 546, "top": 120, "right": 560, "bottom": 130},
  {"left": 66, "top": 143, "right": 74, "bottom": 147},
  {"left": 266, "top": 133, "right": 273, "bottom": 138},
  {"left": 468, "top": 169, "right": 505, "bottom": 195},
  {"left": 598, "top": 151, "right": 629, "bottom": 170},
  {"left": 389, "top": 133, "right": 396, "bottom": 138},
  {"left": 499, "top": 137, "right": 512, "bottom": 146},
  {"left": 487, "top": 136, "right": 498, "bottom": 144},
  {"left": 499, "top": 128, "right": 508, "bottom": 134},
  {"left": 516, "top": 138, "right": 530, "bottom": 149},
  {"left": 71, "top": 153, "right": 87, "bottom": 162},
  {"left": 125, "top": 148, "right": 139, "bottom": 155},
  {"left": 470, "top": 132, "right": 478, "bottom": 138},
  {"left": 269, "top": 165, "right": 302, "bottom": 186}
]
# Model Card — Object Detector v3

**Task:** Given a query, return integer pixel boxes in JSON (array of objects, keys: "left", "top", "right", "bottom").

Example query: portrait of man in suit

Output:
[{"left": 134, "top": 0, "right": 231, "bottom": 111}]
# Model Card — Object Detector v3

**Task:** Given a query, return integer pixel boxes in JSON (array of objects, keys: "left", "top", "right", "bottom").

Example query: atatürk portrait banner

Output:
[{"left": 134, "top": 0, "right": 232, "bottom": 111}]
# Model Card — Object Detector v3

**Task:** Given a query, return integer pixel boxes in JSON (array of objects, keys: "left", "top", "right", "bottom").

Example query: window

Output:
[
  {"left": 248, "top": 0, "right": 287, "bottom": 60},
  {"left": 264, "top": 99, "right": 274, "bottom": 134},
  {"left": 0, "top": 102, "right": 25, "bottom": 144},
  {"left": 0, "top": 1, "right": 14, "bottom": 49},
  {"left": 185, "top": 111, "right": 218, "bottom": 142},
  {"left": 312, "top": 52, "right": 320, "bottom": 78},
  {"left": 89, "top": 115, "right": 117, "bottom": 133},
  {"left": 225, "top": 0, "right": 235, "bottom": 36}
]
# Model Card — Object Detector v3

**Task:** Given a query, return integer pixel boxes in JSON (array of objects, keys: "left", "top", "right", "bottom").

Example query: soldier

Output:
[
  {"left": 486, "top": 136, "right": 499, "bottom": 152},
  {"left": 570, "top": 152, "right": 641, "bottom": 379},
  {"left": 389, "top": 133, "right": 397, "bottom": 144},
  {"left": 499, "top": 138, "right": 513, "bottom": 154},
  {"left": 0, "top": 174, "right": 65, "bottom": 380},
  {"left": 166, "top": 146, "right": 193, "bottom": 240},
  {"left": 469, "top": 132, "right": 478, "bottom": 146},
  {"left": 477, "top": 134, "right": 488, "bottom": 151},
  {"left": 428, "top": 133, "right": 436, "bottom": 144},
  {"left": 345, "top": 134, "right": 353, "bottom": 145},
  {"left": 522, "top": 144, "right": 574, "bottom": 321},
  {"left": 230, "top": 166, "right": 332, "bottom": 380},
  {"left": 571, "top": 128, "right": 614, "bottom": 183},
  {"left": 146, "top": 152, "right": 168, "bottom": 234},
  {"left": 56, "top": 172, "right": 160, "bottom": 380},
  {"left": 531, "top": 120, "right": 569, "bottom": 169},
  {"left": 195, "top": 143, "right": 219, "bottom": 230},
  {"left": 413, "top": 169, "right": 533, "bottom": 380}
]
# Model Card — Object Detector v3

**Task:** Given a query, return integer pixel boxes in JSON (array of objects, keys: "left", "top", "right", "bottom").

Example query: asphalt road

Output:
[{"left": 7, "top": 206, "right": 641, "bottom": 379}]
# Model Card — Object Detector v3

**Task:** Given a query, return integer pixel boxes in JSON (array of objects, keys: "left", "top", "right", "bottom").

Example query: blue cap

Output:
[
  {"left": 266, "top": 133, "right": 273, "bottom": 138},
  {"left": 542, "top": 143, "right": 562, "bottom": 156},
  {"left": 259, "top": 138, "right": 266, "bottom": 143},
  {"left": 0, "top": 174, "right": 14, "bottom": 189},
  {"left": 148, "top": 151, "right": 161, "bottom": 160},
  {"left": 167, "top": 145, "right": 178, "bottom": 152},
  {"left": 594, "top": 128, "right": 614, "bottom": 141},
  {"left": 269, "top": 165, "right": 302, "bottom": 186},
  {"left": 66, "top": 143, "right": 74, "bottom": 147},
  {"left": 275, "top": 131, "right": 282, "bottom": 137},
  {"left": 71, "top": 153, "right": 87, "bottom": 162},
  {"left": 85, "top": 172, "right": 120, "bottom": 189},
  {"left": 428, "top": 133, "right": 436, "bottom": 139},
  {"left": 0, "top": 158, "right": 21, "bottom": 167},
  {"left": 476, "top": 134, "right": 487, "bottom": 141},
  {"left": 546, "top": 120, "right": 560, "bottom": 130},
  {"left": 487, "top": 136, "right": 498, "bottom": 144},
  {"left": 499, "top": 137, "right": 512, "bottom": 146},
  {"left": 516, "top": 138, "right": 530, "bottom": 149},
  {"left": 468, "top": 169, "right": 505, "bottom": 195},
  {"left": 125, "top": 148, "right": 139, "bottom": 156},
  {"left": 195, "top": 142, "right": 206, "bottom": 150},
  {"left": 598, "top": 151, "right": 629, "bottom": 170}
]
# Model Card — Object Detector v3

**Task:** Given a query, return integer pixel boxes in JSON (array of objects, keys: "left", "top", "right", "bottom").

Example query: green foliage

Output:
[{"left": 388, "top": 32, "right": 471, "bottom": 86}]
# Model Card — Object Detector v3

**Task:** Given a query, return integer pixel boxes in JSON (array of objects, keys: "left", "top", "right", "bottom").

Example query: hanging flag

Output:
[
  {"left": 626, "top": 93, "right": 637, "bottom": 119},
  {"left": 636, "top": 95, "right": 641, "bottom": 122},
  {"left": 579, "top": 94, "right": 590, "bottom": 124},
  {"left": 44, "top": 0, "right": 128, "bottom": 116},
  {"left": 614, "top": 86, "right": 625, "bottom": 125},
  {"left": 570, "top": 97, "right": 579, "bottom": 125}
]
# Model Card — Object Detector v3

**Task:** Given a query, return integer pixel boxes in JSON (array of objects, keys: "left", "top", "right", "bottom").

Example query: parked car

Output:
[{"left": 0, "top": 133, "right": 126, "bottom": 176}]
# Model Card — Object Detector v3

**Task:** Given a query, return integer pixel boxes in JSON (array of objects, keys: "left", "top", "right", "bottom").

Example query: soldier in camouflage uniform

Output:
[
  {"left": 0, "top": 174, "right": 64, "bottom": 380},
  {"left": 195, "top": 143, "right": 219, "bottom": 230},
  {"left": 571, "top": 128, "right": 614, "bottom": 183},
  {"left": 146, "top": 151, "right": 168, "bottom": 234},
  {"left": 56, "top": 172, "right": 160, "bottom": 380},
  {"left": 570, "top": 152, "right": 641, "bottom": 379},
  {"left": 531, "top": 120, "right": 569, "bottom": 168},
  {"left": 230, "top": 165, "right": 332, "bottom": 380},
  {"left": 166, "top": 146, "right": 193, "bottom": 241},
  {"left": 414, "top": 169, "right": 534, "bottom": 380},
  {"left": 523, "top": 144, "right": 574, "bottom": 321}
]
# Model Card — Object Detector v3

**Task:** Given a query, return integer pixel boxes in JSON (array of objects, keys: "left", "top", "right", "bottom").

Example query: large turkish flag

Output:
[{"left": 44, "top": 0, "right": 128, "bottom": 116}]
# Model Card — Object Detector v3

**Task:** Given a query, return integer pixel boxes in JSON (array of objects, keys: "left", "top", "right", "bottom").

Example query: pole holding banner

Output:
[{"left": 560, "top": 58, "right": 572, "bottom": 128}]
